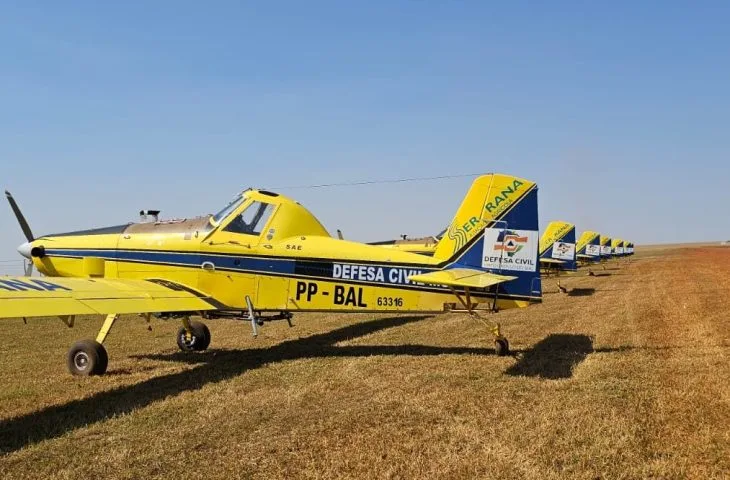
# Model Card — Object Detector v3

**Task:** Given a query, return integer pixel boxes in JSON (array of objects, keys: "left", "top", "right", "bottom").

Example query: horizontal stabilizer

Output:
[
  {"left": 539, "top": 258, "right": 565, "bottom": 264},
  {"left": 409, "top": 268, "right": 517, "bottom": 289}
]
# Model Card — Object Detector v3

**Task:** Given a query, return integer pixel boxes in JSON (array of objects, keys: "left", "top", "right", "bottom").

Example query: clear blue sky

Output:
[{"left": 1, "top": 2, "right": 729, "bottom": 273}]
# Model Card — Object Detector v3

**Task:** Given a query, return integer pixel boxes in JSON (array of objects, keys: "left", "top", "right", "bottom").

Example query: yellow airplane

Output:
[
  {"left": 611, "top": 238, "right": 623, "bottom": 256},
  {"left": 2, "top": 173, "right": 543, "bottom": 376},
  {"left": 625, "top": 241, "right": 634, "bottom": 255},
  {"left": 537, "top": 221, "right": 576, "bottom": 292},
  {"left": 575, "top": 230, "right": 602, "bottom": 274},
  {"left": 599, "top": 235, "right": 613, "bottom": 262},
  {"left": 538, "top": 221, "right": 576, "bottom": 270}
]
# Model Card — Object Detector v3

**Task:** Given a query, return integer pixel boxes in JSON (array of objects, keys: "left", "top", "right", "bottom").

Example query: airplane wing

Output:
[
  {"left": 408, "top": 268, "right": 516, "bottom": 289},
  {"left": 0, "top": 276, "right": 223, "bottom": 319}
]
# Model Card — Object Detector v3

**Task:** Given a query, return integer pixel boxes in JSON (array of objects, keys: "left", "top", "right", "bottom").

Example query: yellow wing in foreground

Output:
[
  {"left": 0, "top": 276, "right": 222, "bottom": 319},
  {"left": 408, "top": 268, "right": 517, "bottom": 289}
]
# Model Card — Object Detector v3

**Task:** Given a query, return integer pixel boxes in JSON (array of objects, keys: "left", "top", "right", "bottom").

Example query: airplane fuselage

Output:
[{"left": 21, "top": 190, "right": 533, "bottom": 314}]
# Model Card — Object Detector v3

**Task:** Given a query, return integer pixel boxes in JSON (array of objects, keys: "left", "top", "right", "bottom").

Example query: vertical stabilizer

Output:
[{"left": 436, "top": 173, "right": 542, "bottom": 301}]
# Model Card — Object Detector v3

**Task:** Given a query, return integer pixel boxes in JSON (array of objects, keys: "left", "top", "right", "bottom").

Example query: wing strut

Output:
[
  {"left": 448, "top": 286, "right": 476, "bottom": 313},
  {"left": 95, "top": 314, "right": 119, "bottom": 344}
]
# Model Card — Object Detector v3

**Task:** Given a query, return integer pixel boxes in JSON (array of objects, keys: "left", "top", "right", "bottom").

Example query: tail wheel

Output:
[
  {"left": 495, "top": 338, "right": 510, "bottom": 356},
  {"left": 177, "top": 321, "right": 211, "bottom": 352},
  {"left": 67, "top": 340, "right": 108, "bottom": 376}
]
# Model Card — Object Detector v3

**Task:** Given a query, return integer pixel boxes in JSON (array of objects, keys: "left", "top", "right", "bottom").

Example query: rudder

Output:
[{"left": 435, "top": 173, "right": 542, "bottom": 303}]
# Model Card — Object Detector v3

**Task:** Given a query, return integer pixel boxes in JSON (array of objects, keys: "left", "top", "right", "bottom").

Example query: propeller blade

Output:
[
  {"left": 24, "top": 260, "right": 33, "bottom": 277},
  {"left": 5, "top": 191, "right": 34, "bottom": 242}
]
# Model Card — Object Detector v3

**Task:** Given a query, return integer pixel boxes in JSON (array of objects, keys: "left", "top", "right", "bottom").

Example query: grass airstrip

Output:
[{"left": 0, "top": 245, "right": 728, "bottom": 479}]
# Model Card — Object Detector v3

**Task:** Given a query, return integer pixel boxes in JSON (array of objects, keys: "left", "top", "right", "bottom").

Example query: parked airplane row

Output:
[
  {"left": 372, "top": 221, "right": 635, "bottom": 275},
  {"left": 1, "top": 173, "right": 633, "bottom": 376}
]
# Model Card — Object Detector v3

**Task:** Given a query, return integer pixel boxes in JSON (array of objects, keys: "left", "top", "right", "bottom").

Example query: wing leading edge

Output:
[{"left": 0, "top": 276, "right": 222, "bottom": 319}]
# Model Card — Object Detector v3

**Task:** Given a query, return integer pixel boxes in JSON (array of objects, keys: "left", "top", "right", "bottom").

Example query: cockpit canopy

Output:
[{"left": 210, "top": 190, "right": 330, "bottom": 241}]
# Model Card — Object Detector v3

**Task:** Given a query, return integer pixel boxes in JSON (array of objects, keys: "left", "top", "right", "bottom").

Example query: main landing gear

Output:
[
  {"left": 65, "top": 314, "right": 211, "bottom": 376},
  {"left": 492, "top": 323, "right": 510, "bottom": 356},
  {"left": 66, "top": 313, "right": 118, "bottom": 376},
  {"left": 67, "top": 339, "right": 108, "bottom": 376},
  {"left": 447, "top": 286, "right": 512, "bottom": 357},
  {"left": 176, "top": 318, "right": 211, "bottom": 352}
]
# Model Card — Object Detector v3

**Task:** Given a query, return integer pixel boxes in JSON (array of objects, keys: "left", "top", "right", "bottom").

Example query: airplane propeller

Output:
[
  {"left": 5, "top": 190, "right": 36, "bottom": 276},
  {"left": 5, "top": 191, "right": 35, "bottom": 243}
]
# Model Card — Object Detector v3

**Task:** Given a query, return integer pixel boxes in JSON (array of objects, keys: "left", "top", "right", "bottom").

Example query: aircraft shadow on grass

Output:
[
  {"left": 0, "top": 318, "right": 630, "bottom": 454},
  {"left": 505, "top": 334, "right": 630, "bottom": 380},
  {"left": 545, "top": 287, "right": 623, "bottom": 297},
  {"left": 0, "top": 315, "right": 475, "bottom": 453},
  {"left": 567, "top": 288, "right": 596, "bottom": 297},
  {"left": 544, "top": 287, "right": 598, "bottom": 297},
  {"left": 505, "top": 333, "right": 594, "bottom": 379},
  {"left": 591, "top": 271, "right": 631, "bottom": 277}
]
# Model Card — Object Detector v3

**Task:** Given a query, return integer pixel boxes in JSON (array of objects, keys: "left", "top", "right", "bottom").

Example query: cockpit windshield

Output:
[{"left": 211, "top": 194, "right": 246, "bottom": 224}]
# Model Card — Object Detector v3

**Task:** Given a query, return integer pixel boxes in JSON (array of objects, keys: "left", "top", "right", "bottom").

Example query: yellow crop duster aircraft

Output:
[
  {"left": 611, "top": 238, "right": 625, "bottom": 256},
  {"left": 2, "top": 174, "right": 543, "bottom": 376},
  {"left": 575, "top": 231, "right": 602, "bottom": 274},
  {"left": 538, "top": 221, "right": 576, "bottom": 271},
  {"left": 599, "top": 235, "right": 613, "bottom": 261},
  {"left": 537, "top": 221, "right": 576, "bottom": 292},
  {"left": 624, "top": 241, "right": 635, "bottom": 255},
  {"left": 576, "top": 231, "right": 601, "bottom": 264}
]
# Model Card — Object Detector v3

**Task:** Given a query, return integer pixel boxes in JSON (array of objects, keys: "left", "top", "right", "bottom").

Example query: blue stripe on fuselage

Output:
[
  {"left": 46, "top": 248, "right": 296, "bottom": 276},
  {"left": 43, "top": 248, "right": 441, "bottom": 289}
]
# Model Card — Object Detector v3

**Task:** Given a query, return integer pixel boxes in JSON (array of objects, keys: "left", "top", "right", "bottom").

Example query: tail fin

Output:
[
  {"left": 539, "top": 221, "right": 577, "bottom": 271},
  {"left": 434, "top": 173, "right": 541, "bottom": 301},
  {"left": 577, "top": 231, "right": 601, "bottom": 262},
  {"left": 600, "top": 235, "right": 612, "bottom": 258},
  {"left": 611, "top": 238, "right": 624, "bottom": 256}
]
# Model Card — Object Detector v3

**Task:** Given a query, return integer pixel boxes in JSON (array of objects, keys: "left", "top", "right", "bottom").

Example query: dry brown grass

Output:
[{"left": 0, "top": 246, "right": 728, "bottom": 479}]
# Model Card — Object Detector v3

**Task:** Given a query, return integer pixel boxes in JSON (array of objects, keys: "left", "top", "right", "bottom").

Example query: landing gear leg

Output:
[
  {"left": 66, "top": 313, "right": 118, "bottom": 376},
  {"left": 177, "top": 316, "right": 211, "bottom": 352},
  {"left": 492, "top": 323, "right": 510, "bottom": 356}
]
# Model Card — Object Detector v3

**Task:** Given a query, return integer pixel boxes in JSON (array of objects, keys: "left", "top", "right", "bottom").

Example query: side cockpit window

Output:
[{"left": 224, "top": 201, "right": 274, "bottom": 236}]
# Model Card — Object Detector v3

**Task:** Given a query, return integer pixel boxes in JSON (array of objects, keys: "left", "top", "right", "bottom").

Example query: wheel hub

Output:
[
  {"left": 74, "top": 351, "right": 89, "bottom": 370},
  {"left": 181, "top": 332, "right": 196, "bottom": 347}
]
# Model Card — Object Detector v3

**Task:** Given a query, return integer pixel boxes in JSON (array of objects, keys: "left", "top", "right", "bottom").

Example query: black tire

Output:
[
  {"left": 177, "top": 321, "right": 211, "bottom": 352},
  {"left": 495, "top": 338, "right": 510, "bottom": 356},
  {"left": 197, "top": 323, "right": 211, "bottom": 350},
  {"left": 67, "top": 340, "right": 108, "bottom": 376}
]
